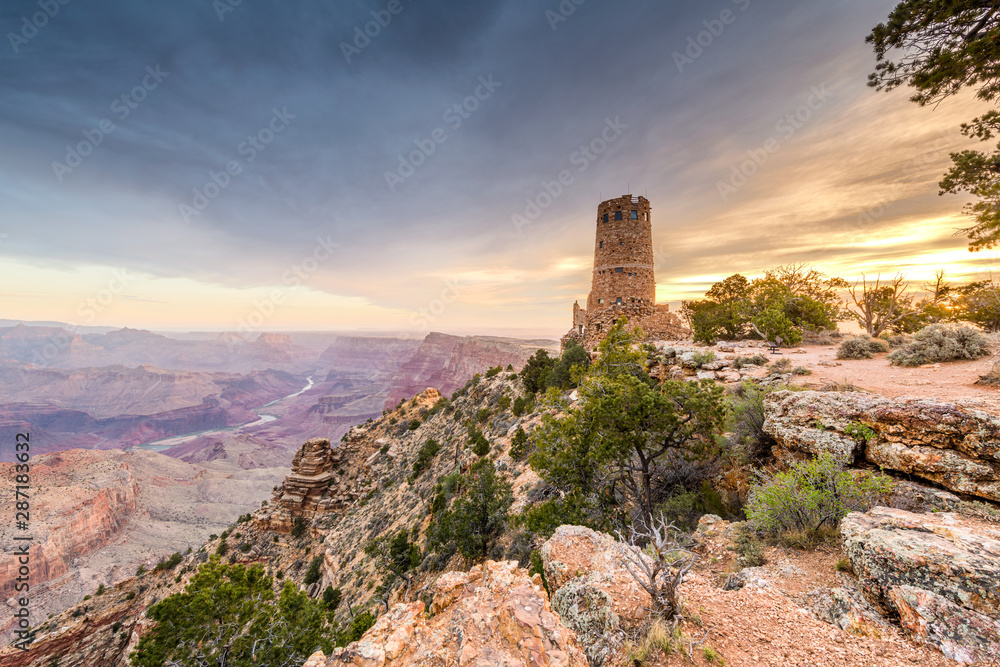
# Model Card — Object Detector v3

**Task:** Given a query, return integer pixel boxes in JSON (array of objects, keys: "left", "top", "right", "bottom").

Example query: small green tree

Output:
[
  {"left": 519, "top": 350, "right": 556, "bottom": 393},
  {"left": 430, "top": 457, "right": 513, "bottom": 562},
  {"left": 132, "top": 558, "right": 333, "bottom": 667}
]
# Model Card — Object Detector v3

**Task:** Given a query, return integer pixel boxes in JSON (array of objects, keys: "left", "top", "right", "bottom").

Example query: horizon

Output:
[{"left": 3, "top": 0, "right": 998, "bottom": 334}]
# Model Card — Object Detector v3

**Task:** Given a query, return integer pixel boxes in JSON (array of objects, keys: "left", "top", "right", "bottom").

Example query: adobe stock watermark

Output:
[
  {"left": 179, "top": 107, "right": 295, "bottom": 224},
  {"left": 545, "top": 0, "right": 587, "bottom": 31},
  {"left": 233, "top": 235, "right": 340, "bottom": 339},
  {"left": 385, "top": 75, "right": 501, "bottom": 192},
  {"left": 340, "top": 0, "right": 413, "bottom": 64},
  {"left": 672, "top": 0, "right": 750, "bottom": 73},
  {"left": 410, "top": 278, "right": 462, "bottom": 333},
  {"left": 716, "top": 84, "right": 832, "bottom": 202},
  {"left": 7, "top": 0, "right": 73, "bottom": 55},
  {"left": 51, "top": 65, "right": 169, "bottom": 182},
  {"left": 213, "top": 0, "right": 244, "bottom": 21},
  {"left": 512, "top": 116, "right": 629, "bottom": 235}
]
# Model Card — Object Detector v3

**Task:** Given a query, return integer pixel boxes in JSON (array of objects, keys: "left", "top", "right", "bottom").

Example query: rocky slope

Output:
[{"left": 0, "top": 448, "right": 288, "bottom": 643}]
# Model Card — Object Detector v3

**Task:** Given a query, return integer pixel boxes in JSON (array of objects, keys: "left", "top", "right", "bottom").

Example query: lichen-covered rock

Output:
[
  {"left": 806, "top": 586, "right": 891, "bottom": 639},
  {"left": 841, "top": 507, "right": 1000, "bottom": 620},
  {"left": 541, "top": 525, "right": 668, "bottom": 663},
  {"left": 888, "top": 585, "right": 1000, "bottom": 664},
  {"left": 764, "top": 390, "right": 1000, "bottom": 501},
  {"left": 315, "top": 560, "right": 587, "bottom": 667},
  {"left": 842, "top": 507, "right": 1000, "bottom": 661}
]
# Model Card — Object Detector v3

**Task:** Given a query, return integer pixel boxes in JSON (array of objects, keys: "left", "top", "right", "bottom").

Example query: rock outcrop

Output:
[
  {"left": 309, "top": 560, "right": 588, "bottom": 667},
  {"left": 841, "top": 506, "right": 1000, "bottom": 662},
  {"left": 384, "top": 333, "right": 554, "bottom": 409},
  {"left": 764, "top": 390, "right": 1000, "bottom": 501},
  {"left": 273, "top": 437, "right": 337, "bottom": 511}
]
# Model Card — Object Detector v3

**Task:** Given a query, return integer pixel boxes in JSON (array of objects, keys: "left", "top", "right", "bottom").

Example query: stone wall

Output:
[
  {"left": 562, "top": 195, "right": 690, "bottom": 350},
  {"left": 586, "top": 195, "right": 655, "bottom": 314}
]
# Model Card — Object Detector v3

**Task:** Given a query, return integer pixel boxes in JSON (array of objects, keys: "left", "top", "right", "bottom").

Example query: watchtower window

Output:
[
  {"left": 599, "top": 241, "right": 603, "bottom": 249},
  {"left": 616, "top": 297, "right": 623, "bottom": 305},
  {"left": 602, "top": 213, "right": 609, "bottom": 223},
  {"left": 630, "top": 210, "right": 638, "bottom": 220},
  {"left": 614, "top": 211, "right": 623, "bottom": 221},
  {"left": 615, "top": 267, "right": 623, "bottom": 273},
  {"left": 598, "top": 298, "right": 604, "bottom": 304}
]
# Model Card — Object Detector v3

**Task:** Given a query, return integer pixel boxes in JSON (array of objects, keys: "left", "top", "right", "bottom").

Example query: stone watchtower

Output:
[
  {"left": 586, "top": 195, "right": 655, "bottom": 312},
  {"left": 562, "top": 194, "right": 688, "bottom": 349}
]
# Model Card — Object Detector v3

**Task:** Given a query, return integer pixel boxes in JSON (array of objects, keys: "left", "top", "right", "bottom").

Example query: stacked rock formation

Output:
[
  {"left": 273, "top": 438, "right": 338, "bottom": 512},
  {"left": 763, "top": 390, "right": 1000, "bottom": 502}
]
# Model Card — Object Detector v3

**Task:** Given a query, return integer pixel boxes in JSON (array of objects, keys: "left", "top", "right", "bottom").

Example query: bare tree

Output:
[
  {"left": 848, "top": 273, "right": 913, "bottom": 336},
  {"left": 616, "top": 516, "right": 696, "bottom": 624}
]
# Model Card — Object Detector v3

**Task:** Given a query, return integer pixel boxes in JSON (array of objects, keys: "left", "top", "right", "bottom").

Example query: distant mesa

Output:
[{"left": 562, "top": 194, "right": 689, "bottom": 350}]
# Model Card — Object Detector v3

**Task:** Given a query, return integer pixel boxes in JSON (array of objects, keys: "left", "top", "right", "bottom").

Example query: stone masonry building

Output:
[{"left": 562, "top": 194, "right": 688, "bottom": 349}]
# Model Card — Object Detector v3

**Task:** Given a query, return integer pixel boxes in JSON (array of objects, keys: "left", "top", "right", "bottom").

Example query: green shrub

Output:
[
  {"left": 888, "top": 323, "right": 991, "bottom": 366},
  {"left": 485, "top": 365, "right": 503, "bottom": 378},
  {"left": 428, "top": 457, "right": 513, "bottom": 562},
  {"left": 303, "top": 555, "right": 324, "bottom": 586},
  {"left": 468, "top": 426, "right": 490, "bottom": 456},
  {"left": 323, "top": 586, "right": 341, "bottom": 611},
  {"left": 733, "top": 523, "right": 766, "bottom": 567},
  {"left": 497, "top": 395, "right": 512, "bottom": 411},
  {"left": 837, "top": 335, "right": 889, "bottom": 360},
  {"left": 792, "top": 366, "right": 812, "bottom": 375},
  {"left": 125, "top": 591, "right": 136, "bottom": 601},
  {"left": 655, "top": 482, "right": 728, "bottom": 532},
  {"left": 407, "top": 419, "right": 421, "bottom": 431},
  {"left": 512, "top": 395, "right": 533, "bottom": 417},
  {"left": 96, "top": 584, "right": 106, "bottom": 595},
  {"left": 509, "top": 427, "right": 530, "bottom": 460},
  {"left": 732, "top": 354, "right": 767, "bottom": 369},
  {"left": 692, "top": 350, "right": 716, "bottom": 367},
  {"left": 291, "top": 517, "right": 308, "bottom": 539},
  {"left": 520, "top": 350, "right": 556, "bottom": 393},
  {"left": 154, "top": 552, "right": 183, "bottom": 572},
  {"left": 746, "top": 453, "right": 894, "bottom": 538},
  {"left": 411, "top": 438, "right": 441, "bottom": 478},
  {"left": 338, "top": 612, "right": 375, "bottom": 646},
  {"left": 476, "top": 407, "right": 490, "bottom": 424},
  {"left": 767, "top": 357, "right": 792, "bottom": 375}
]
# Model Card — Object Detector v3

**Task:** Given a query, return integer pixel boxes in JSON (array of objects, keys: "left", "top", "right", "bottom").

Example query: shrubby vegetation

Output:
[
  {"left": 746, "top": 453, "right": 893, "bottom": 541},
  {"left": 428, "top": 456, "right": 513, "bottom": 563},
  {"left": 132, "top": 559, "right": 335, "bottom": 667},
  {"left": 519, "top": 340, "right": 590, "bottom": 394},
  {"left": 887, "top": 323, "right": 991, "bottom": 366},
  {"left": 530, "top": 320, "right": 726, "bottom": 530},
  {"left": 837, "top": 334, "right": 890, "bottom": 359}
]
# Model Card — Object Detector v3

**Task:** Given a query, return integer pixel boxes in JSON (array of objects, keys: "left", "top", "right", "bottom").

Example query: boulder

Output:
[
  {"left": 888, "top": 585, "right": 1000, "bottom": 664},
  {"left": 318, "top": 560, "right": 587, "bottom": 667},
  {"left": 842, "top": 507, "right": 1000, "bottom": 661},
  {"left": 764, "top": 390, "right": 1000, "bottom": 501}
]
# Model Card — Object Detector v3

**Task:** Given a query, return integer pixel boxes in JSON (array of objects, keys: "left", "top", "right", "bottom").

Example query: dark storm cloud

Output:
[{"left": 1, "top": 0, "right": 975, "bottom": 323}]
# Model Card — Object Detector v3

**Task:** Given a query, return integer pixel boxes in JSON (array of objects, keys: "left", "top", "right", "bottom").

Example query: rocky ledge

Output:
[
  {"left": 303, "top": 559, "right": 587, "bottom": 667},
  {"left": 763, "top": 390, "right": 1000, "bottom": 501},
  {"left": 842, "top": 506, "right": 1000, "bottom": 663}
]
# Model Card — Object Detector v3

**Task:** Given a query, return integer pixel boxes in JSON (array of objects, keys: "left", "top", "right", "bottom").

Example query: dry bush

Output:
[
  {"left": 888, "top": 324, "right": 990, "bottom": 367},
  {"left": 837, "top": 335, "right": 889, "bottom": 360},
  {"left": 617, "top": 517, "right": 696, "bottom": 622}
]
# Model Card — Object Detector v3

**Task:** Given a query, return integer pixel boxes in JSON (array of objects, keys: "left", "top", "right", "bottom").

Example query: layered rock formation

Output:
[
  {"left": 763, "top": 390, "right": 1000, "bottom": 501},
  {"left": 313, "top": 560, "right": 587, "bottom": 667},
  {"left": 841, "top": 507, "right": 1000, "bottom": 662},
  {"left": 0, "top": 448, "right": 287, "bottom": 641},
  {"left": 383, "top": 333, "right": 555, "bottom": 409}
]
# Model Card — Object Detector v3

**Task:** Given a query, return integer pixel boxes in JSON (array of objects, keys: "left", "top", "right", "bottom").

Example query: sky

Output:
[{"left": 1, "top": 0, "right": 998, "bottom": 337}]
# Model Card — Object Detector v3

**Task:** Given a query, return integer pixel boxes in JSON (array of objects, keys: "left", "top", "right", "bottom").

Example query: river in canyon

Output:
[{"left": 130, "top": 373, "right": 316, "bottom": 452}]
